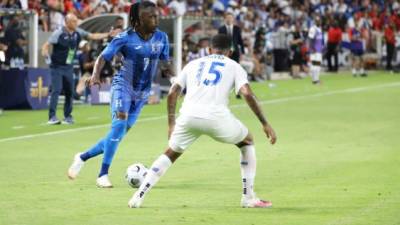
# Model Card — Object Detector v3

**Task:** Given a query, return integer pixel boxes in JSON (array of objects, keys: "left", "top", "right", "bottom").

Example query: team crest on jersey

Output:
[
  {"left": 73, "top": 33, "right": 78, "bottom": 41},
  {"left": 151, "top": 42, "right": 162, "bottom": 54}
]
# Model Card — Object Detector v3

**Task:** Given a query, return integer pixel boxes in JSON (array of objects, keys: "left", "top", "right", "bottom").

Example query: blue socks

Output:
[
  {"left": 99, "top": 163, "right": 110, "bottom": 178},
  {"left": 79, "top": 114, "right": 134, "bottom": 177},
  {"left": 98, "top": 119, "right": 127, "bottom": 177},
  {"left": 80, "top": 139, "right": 106, "bottom": 161}
]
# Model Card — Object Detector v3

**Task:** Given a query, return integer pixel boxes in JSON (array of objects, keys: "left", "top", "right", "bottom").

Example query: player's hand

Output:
[
  {"left": 263, "top": 124, "right": 277, "bottom": 145},
  {"left": 86, "top": 75, "right": 101, "bottom": 88},
  {"left": 109, "top": 28, "right": 122, "bottom": 38}
]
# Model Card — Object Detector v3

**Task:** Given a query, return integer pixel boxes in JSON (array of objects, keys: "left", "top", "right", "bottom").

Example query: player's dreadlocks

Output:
[{"left": 129, "top": 1, "right": 157, "bottom": 29}]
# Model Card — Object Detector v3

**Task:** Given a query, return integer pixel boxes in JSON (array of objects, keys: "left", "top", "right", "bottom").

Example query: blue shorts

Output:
[
  {"left": 351, "top": 49, "right": 364, "bottom": 56},
  {"left": 110, "top": 88, "right": 147, "bottom": 128}
]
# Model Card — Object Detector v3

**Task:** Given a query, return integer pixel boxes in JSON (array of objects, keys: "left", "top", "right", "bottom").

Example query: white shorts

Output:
[
  {"left": 310, "top": 53, "right": 322, "bottom": 62},
  {"left": 169, "top": 114, "right": 249, "bottom": 153}
]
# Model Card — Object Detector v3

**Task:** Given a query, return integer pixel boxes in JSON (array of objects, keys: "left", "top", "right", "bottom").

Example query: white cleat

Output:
[
  {"left": 67, "top": 152, "right": 84, "bottom": 180},
  {"left": 128, "top": 191, "right": 144, "bottom": 208},
  {"left": 96, "top": 175, "right": 113, "bottom": 188},
  {"left": 241, "top": 195, "right": 272, "bottom": 208}
]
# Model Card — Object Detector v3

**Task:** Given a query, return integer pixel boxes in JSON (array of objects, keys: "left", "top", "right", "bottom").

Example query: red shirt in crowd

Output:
[
  {"left": 390, "top": 14, "right": 400, "bottom": 30},
  {"left": 328, "top": 27, "right": 342, "bottom": 44},
  {"left": 384, "top": 26, "right": 396, "bottom": 45}
]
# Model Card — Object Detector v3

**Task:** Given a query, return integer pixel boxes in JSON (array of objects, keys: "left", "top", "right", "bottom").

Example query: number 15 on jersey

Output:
[{"left": 196, "top": 61, "right": 225, "bottom": 86}]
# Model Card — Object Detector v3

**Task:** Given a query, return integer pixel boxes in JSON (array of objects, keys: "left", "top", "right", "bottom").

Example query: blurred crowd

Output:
[{"left": 1, "top": 0, "right": 400, "bottom": 78}]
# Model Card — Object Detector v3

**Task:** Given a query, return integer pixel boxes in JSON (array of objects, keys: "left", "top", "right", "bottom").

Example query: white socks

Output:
[
  {"left": 240, "top": 145, "right": 257, "bottom": 199},
  {"left": 352, "top": 68, "right": 366, "bottom": 76},
  {"left": 137, "top": 154, "right": 172, "bottom": 198},
  {"left": 311, "top": 65, "right": 320, "bottom": 82}
]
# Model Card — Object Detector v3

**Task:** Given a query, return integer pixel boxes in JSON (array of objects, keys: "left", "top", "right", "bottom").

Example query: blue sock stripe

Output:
[
  {"left": 99, "top": 163, "right": 110, "bottom": 177},
  {"left": 80, "top": 138, "right": 105, "bottom": 161}
]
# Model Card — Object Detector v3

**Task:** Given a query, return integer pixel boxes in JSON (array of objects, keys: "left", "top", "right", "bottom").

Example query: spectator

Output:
[
  {"left": 41, "top": 13, "right": 119, "bottom": 125},
  {"left": 308, "top": 16, "right": 324, "bottom": 84},
  {"left": 384, "top": 23, "right": 396, "bottom": 71},
  {"left": 218, "top": 11, "right": 244, "bottom": 97},
  {"left": 349, "top": 26, "right": 367, "bottom": 77},
  {"left": 48, "top": 0, "right": 65, "bottom": 31},
  {"left": 186, "top": 44, "right": 200, "bottom": 62},
  {"left": 289, "top": 22, "right": 305, "bottom": 79},
  {"left": 168, "top": 0, "right": 186, "bottom": 16},
  {"left": 0, "top": 0, "right": 22, "bottom": 9},
  {"left": 0, "top": 39, "right": 7, "bottom": 65},
  {"left": 326, "top": 20, "right": 342, "bottom": 72},
  {"left": 218, "top": 12, "right": 245, "bottom": 63},
  {"left": 4, "top": 15, "right": 27, "bottom": 68},
  {"left": 76, "top": 40, "right": 96, "bottom": 102},
  {"left": 197, "top": 38, "right": 210, "bottom": 57},
  {"left": 240, "top": 37, "right": 256, "bottom": 77}
]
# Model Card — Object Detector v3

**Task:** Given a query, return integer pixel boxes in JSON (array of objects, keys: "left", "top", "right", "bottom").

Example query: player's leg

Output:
[
  {"left": 211, "top": 115, "right": 272, "bottom": 208},
  {"left": 97, "top": 94, "right": 131, "bottom": 187},
  {"left": 77, "top": 99, "right": 146, "bottom": 165},
  {"left": 48, "top": 67, "right": 63, "bottom": 124},
  {"left": 128, "top": 116, "right": 199, "bottom": 208},
  {"left": 125, "top": 99, "right": 147, "bottom": 131},
  {"left": 77, "top": 94, "right": 144, "bottom": 165},
  {"left": 62, "top": 67, "right": 74, "bottom": 124},
  {"left": 351, "top": 54, "right": 358, "bottom": 77},
  {"left": 128, "top": 148, "right": 180, "bottom": 208},
  {"left": 235, "top": 134, "right": 271, "bottom": 208},
  {"left": 68, "top": 89, "right": 130, "bottom": 184},
  {"left": 360, "top": 54, "right": 367, "bottom": 77},
  {"left": 310, "top": 54, "right": 321, "bottom": 84}
]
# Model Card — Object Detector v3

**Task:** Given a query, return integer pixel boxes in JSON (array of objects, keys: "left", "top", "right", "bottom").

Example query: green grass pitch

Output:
[{"left": 0, "top": 72, "right": 399, "bottom": 225}]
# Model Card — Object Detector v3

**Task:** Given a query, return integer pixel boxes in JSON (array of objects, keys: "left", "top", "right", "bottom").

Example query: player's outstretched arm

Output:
[
  {"left": 86, "top": 55, "right": 106, "bottom": 88},
  {"left": 167, "top": 83, "right": 182, "bottom": 139},
  {"left": 239, "top": 84, "right": 277, "bottom": 145}
]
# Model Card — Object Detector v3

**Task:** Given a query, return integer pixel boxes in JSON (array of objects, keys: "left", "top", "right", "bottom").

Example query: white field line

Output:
[
  {"left": 232, "top": 81, "right": 400, "bottom": 108},
  {"left": 11, "top": 126, "right": 25, "bottom": 130},
  {"left": 87, "top": 116, "right": 100, "bottom": 120},
  {"left": 0, "top": 82, "right": 399, "bottom": 144}
]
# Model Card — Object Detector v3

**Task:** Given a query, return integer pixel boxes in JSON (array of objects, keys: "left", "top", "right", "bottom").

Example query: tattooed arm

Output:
[
  {"left": 167, "top": 83, "right": 182, "bottom": 139},
  {"left": 239, "top": 84, "right": 277, "bottom": 145}
]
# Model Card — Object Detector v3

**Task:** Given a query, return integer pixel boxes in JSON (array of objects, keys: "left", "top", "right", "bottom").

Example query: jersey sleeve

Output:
[
  {"left": 159, "top": 33, "right": 170, "bottom": 61},
  {"left": 48, "top": 29, "right": 63, "bottom": 44},
  {"left": 101, "top": 33, "right": 126, "bottom": 61},
  {"left": 174, "top": 63, "right": 188, "bottom": 89},
  {"left": 234, "top": 63, "right": 249, "bottom": 94}
]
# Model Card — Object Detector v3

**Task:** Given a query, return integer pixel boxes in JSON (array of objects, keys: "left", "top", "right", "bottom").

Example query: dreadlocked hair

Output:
[{"left": 129, "top": 1, "right": 157, "bottom": 29}]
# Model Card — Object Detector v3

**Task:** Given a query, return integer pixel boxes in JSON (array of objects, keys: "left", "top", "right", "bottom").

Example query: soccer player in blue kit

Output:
[{"left": 67, "top": 1, "right": 172, "bottom": 188}]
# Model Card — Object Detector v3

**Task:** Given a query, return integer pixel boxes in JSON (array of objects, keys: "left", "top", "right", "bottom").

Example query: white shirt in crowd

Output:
[
  {"left": 168, "top": 0, "right": 186, "bottom": 16},
  {"left": 175, "top": 54, "right": 249, "bottom": 119}
]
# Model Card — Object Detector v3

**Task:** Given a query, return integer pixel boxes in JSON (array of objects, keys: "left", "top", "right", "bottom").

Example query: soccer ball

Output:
[{"left": 125, "top": 163, "right": 148, "bottom": 188}]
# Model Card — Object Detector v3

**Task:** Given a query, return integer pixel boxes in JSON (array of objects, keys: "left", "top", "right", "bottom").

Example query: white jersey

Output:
[{"left": 174, "top": 54, "right": 249, "bottom": 119}]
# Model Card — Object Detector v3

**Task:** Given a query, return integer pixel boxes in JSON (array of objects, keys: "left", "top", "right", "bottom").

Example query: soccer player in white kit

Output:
[
  {"left": 308, "top": 16, "right": 324, "bottom": 84},
  {"left": 128, "top": 34, "right": 277, "bottom": 208}
]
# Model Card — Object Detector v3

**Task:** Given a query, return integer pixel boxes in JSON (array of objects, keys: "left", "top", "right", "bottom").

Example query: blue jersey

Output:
[
  {"left": 350, "top": 28, "right": 363, "bottom": 55},
  {"left": 101, "top": 28, "right": 169, "bottom": 100}
]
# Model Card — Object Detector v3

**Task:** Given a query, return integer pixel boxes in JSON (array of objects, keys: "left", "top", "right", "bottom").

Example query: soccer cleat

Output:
[
  {"left": 96, "top": 175, "right": 113, "bottom": 188},
  {"left": 62, "top": 116, "right": 74, "bottom": 125},
  {"left": 67, "top": 152, "right": 84, "bottom": 180},
  {"left": 312, "top": 80, "right": 321, "bottom": 85},
  {"left": 48, "top": 116, "right": 61, "bottom": 125},
  {"left": 128, "top": 191, "right": 144, "bottom": 208},
  {"left": 241, "top": 196, "right": 272, "bottom": 208}
]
